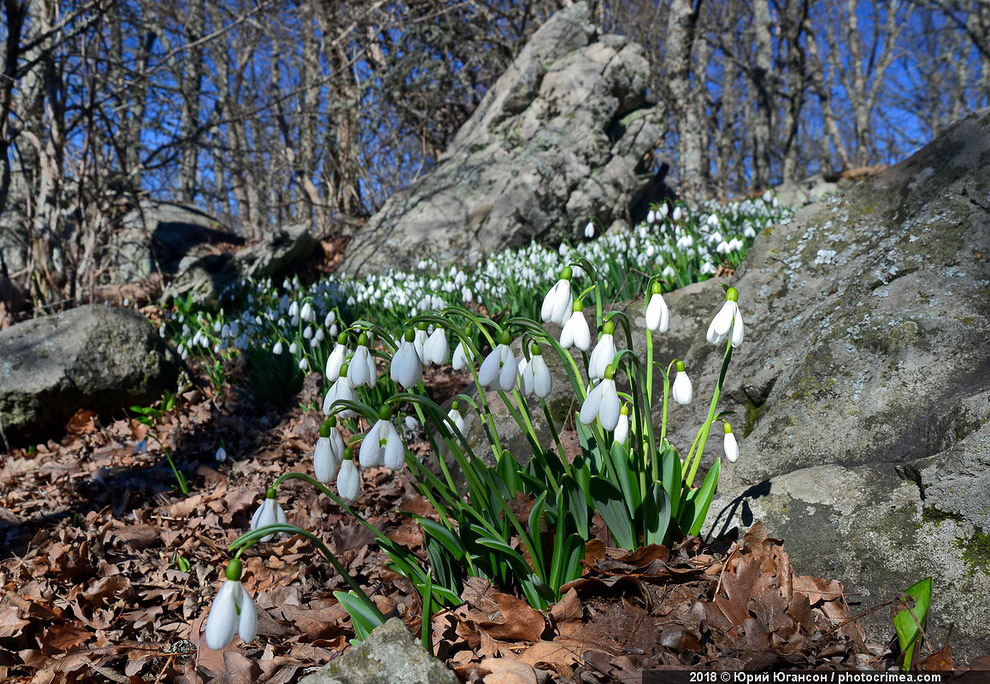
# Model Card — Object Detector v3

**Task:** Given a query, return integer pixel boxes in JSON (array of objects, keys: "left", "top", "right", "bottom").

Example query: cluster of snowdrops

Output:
[{"left": 202, "top": 261, "right": 748, "bottom": 651}]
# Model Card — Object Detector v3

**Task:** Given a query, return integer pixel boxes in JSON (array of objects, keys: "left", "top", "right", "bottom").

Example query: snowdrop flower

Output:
[
  {"left": 300, "top": 302, "right": 315, "bottom": 323},
  {"left": 541, "top": 267, "right": 573, "bottom": 326},
  {"left": 336, "top": 452, "right": 362, "bottom": 501},
  {"left": 613, "top": 404, "right": 630, "bottom": 445},
  {"left": 647, "top": 209, "right": 656, "bottom": 224},
  {"left": 706, "top": 286, "right": 744, "bottom": 347},
  {"left": 413, "top": 323, "right": 429, "bottom": 362},
  {"left": 289, "top": 341, "right": 298, "bottom": 355},
  {"left": 403, "top": 415, "right": 419, "bottom": 432},
  {"left": 314, "top": 418, "right": 344, "bottom": 483},
  {"left": 272, "top": 340, "right": 283, "bottom": 355},
  {"left": 452, "top": 339, "right": 471, "bottom": 371},
  {"left": 520, "top": 344, "right": 553, "bottom": 398},
  {"left": 347, "top": 334, "right": 378, "bottom": 388},
  {"left": 478, "top": 331, "right": 518, "bottom": 392},
  {"left": 391, "top": 330, "right": 423, "bottom": 389},
  {"left": 723, "top": 422, "right": 739, "bottom": 463},
  {"left": 288, "top": 301, "right": 300, "bottom": 318},
  {"left": 579, "top": 364, "right": 621, "bottom": 431},
  {"left": 204, "top": 559, "right": 258, "bottom": 650},
  {"left": 325, "top": 334, "right": 349, "bottom": 381},
  {"left": 359, "top": 407, "right": 405, "bottom": 470},
  {"left": 584, "top": 221, "right": 595, "bottom": 238},
  {"left": 672, "top": 360, "right": 693, "bottom": 405},
  {"left": 325, "top": 311, "right": 337, "bottom": 327},
  {"left": 303, "top": 326, "right": 314, "bottom": 340},
  {"left": 707, "top": 214, "right": 720, "bottom": 228},
  {"left": 560, "top": 300, "right": 591, "bottom": 351},
  {"left": 447, "top": 401, "right": 466, "bottom": 434},
  {"left": 676, "top": 235, "right": 694, "bottom": 250},
  {"left": 250, "top": 488, "right": 287, "bottom": 542},
  {"left": 423, "top": 328, "right": 449, "bottom": 365},
  {"left": 743, "top": 225, "right": 757, "bottom": 239},
  {"left": 299, "top": 357, "right": 310, "bottom": 371},
  {"left": 215, "top": 446, "right": 227, "bottom": 463},
  {"left": 662, "top": 265, "right": 676, "bottom": 280},
  {"left": 700, "top": 262, "right": 717, "bottom": 275},
  {"left": 659, "top": 203, "right": 669, "bottom": 219},
  {"left": 323, "top": 365, "right": 357, "bottom": 418},
  {"left": 588, "top": 320, "right": 617, "bottom": 380},
  {"left": 645, "top": 283, "right": 670, "bottom": 333},
  {"left": 672, "top": 206, "right": 683, "bottom": 222}
]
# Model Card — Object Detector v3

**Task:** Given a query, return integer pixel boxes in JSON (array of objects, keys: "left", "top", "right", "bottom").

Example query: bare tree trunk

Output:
[
  {"left": 751, "top": 0, "right": 774, "bottom": 188},
  {"left": 665, "top": 0, "right": 706, "bottom": 203}
]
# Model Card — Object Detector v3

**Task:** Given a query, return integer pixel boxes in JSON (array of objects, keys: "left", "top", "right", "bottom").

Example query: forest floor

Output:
[{"left": 0, "top": 345, "right": 963, "bottom": 683}]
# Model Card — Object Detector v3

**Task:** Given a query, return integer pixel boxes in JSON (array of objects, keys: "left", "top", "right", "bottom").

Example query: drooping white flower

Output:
[
  {"left": 579, "top": 366, "right": 621, "bottom": 431},
  {"left": 541, "top": 267, "right": 574, "bottom": 326},
  {"left": 520, "top": 345, "right": 553, "bottom": 398},
  {"left": 204, "top": 560, "right": 258, "bottom": 650},
  {"left": 672, "top": 206, "right": 683, "bottom": 222},
  {"left": 645, "top": 284, "right": 670, "bottom": 333},
  {"left": 215, "top": 446, "right": 227, "bottom": 463},
  {"left": 314, "top": 418, "right": 345, "bottom": 483},
  {"left": 391, "top": 330, "right": 423, "bottom": 389},
  {"left": 288, "top": 301, "right": 300, "bottom": 318},
  {"left": 250, "top": 489, "right": 287, "bottom": 542},
  {"left": 560, "top": 301, "right": 591, "bottom": 351},
  {"left": 584, "top": 221, "right": 595, "bottom": 238},
  {"left": 452, "top": 340, "right": 471, "bottom": 371},
  {"left": 478, "top": 332, "right": 518, "bottom": 392},
  {"left": 300, "top": 302, "right": 315, "bottom": 323},
  {"left": 336, "top": 455, "right": 362, "bottom": 501},
  {"left": 647, "top": 209, "right": 656, "bottom": 224},
  {"left": 423, "top": 328, "right": 449, "bottom": 365},
  {"left": 662, "top": 265, "right": 676, "bottom": 280},
  {"left": 272, "top": 340, "right": 283, "bottom": 355},
  {"left": 413, "top": 325, "right": 429, "bottom": 362},
  {"left": 299, "top": 357, "right": 309, "bottom": 371},
  {"left": 672, "top": 360, "right": 693, "bottom": 405},
  {"left": 359, "top": 408, "right": 405, "bottom": 470},
  {"left": 447, "top": 402, "right": 466, "bottom": 434},
  {"left": 325, "top": 335, "right": 349, "bottom": 381},
  {"left": 323, "top": 368, "right": 357, "bottom": 418},
  {"left": 347, "top": 334, "right": 378, "bottom": 388},
  {"left": 289, "top": 341, "right": 298, "bottom": 355},
  {"left": 613, "top": 404, "right": 630, "bottom": 445},
  {"left": 588, "top": 321, "right": 617, "bottom": 379},
  {"left": 706, "top": 287, "right": 744, "bottom": 347},
  {"left": 723, "top": 422, "right": 739, "bottom": 463}
]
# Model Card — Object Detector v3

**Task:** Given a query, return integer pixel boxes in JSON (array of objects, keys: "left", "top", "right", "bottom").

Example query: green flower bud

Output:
[
  {"left": 572, "top": 299, "right": 584, "bottom": 313},
  {"left": 404, "top": 329, "right": 416, "bottom": 343},
  {"left": 560, "top": 266, "right": 573, "bottom": 281},
  {"left": 603, "top": 320, "right": 615, "bottom": 335},
  {"left": 378, "top": 405, "right": 392, "bottom": 421},
  {"left": 266, "top": 487, "right": 277, "bottom": 499},
  {"left": 497, "top": 331, "right": 512, "bottom": 346},
  {"left": 726, "top": 286, "right": 739, "bottom": 302},
  {"left": 225, "top": 558, "right": 243, "bottom": 581},
  {"left": 530, "top": 342, "right": 543, "bottom": 356}
]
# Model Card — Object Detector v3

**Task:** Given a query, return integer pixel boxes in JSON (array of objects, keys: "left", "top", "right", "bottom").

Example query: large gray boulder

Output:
[
  {"left": 299, "top": 618, "right": 457, "bottom": 684},
  {"left": 340, "top": 2, "right": 665, "bottom": 277},
  {"left": 0, "top": 304, "right": 180, "bottom": 449},
  {"left": 657, "top": 110, "right": 990, "bottom": 661}
]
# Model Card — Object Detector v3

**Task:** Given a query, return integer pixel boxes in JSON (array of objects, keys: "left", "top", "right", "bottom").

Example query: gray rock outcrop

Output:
[
  {"left": 340, "top": 2, "right": 665, "bottom": 277},
  {"left": 461, "top": 109, "right": 990, "bottom": 661},
  {"left": 162, "top": 222, "right": 317, "bottom": 306},
  {"left": 299, "top": 618, "right": 457, "bottom": 684},
  {"left": 657, "top": 110, "right": 990, "bottom": 661},
  {"left": 112, "top": 201, "right": 245, "bottom": 284},
  {"left": 0, "top": 304, "right": 180, "bottom": 448}
]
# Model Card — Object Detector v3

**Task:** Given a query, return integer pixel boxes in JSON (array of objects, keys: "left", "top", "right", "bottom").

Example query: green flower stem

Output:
[
  {"left": 540, "top": 398, "right": 570, "bottom": 474},
  {"left": 230, "top": 522, "right": 385, "bottom": 622},
  {"left": 684, "top": 341, "right": 734, "bottom": 489},
  {"left": 659, "top": 360, "right": 674, "bottom": 446}
]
